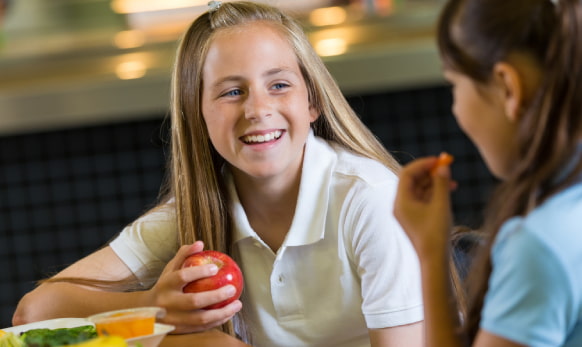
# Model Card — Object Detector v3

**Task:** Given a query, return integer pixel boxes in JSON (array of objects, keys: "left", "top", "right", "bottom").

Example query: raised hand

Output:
[{"left": 393, "top": 156, "right": 455, "bottom": 260}]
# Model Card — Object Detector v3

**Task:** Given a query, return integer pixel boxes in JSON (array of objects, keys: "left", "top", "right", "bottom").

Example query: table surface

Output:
[{"left": 159, "top": 330, "right": 251, "bottom": 347}]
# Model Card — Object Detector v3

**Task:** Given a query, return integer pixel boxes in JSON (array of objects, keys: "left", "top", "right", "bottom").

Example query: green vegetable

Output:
[{"left": 20, "top": 325, "right": 97, "bottom": 347}]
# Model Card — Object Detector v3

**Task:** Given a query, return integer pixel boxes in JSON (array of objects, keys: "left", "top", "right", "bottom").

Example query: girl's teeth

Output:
[{"left": 244, "top": 131, "right": 282, "bottom": 144}]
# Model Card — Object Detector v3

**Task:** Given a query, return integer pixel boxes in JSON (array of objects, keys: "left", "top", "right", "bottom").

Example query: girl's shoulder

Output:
[
  {"left": 135, "top": 201, "right": 177, "bottom": 223},
  {"left": 315, "top": 137, "right": 397, "bottom": 184},
  {"left": 505, "top": 182, "right": 582, "bottom": 229},
  {"left": 497, "top": 181, "right": 582, "bottom": 263},
  {"left": 530, "top": 181, "right": 582, "bottom": 223}
]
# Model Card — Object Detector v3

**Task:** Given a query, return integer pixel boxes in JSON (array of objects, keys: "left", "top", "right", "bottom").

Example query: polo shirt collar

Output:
[{"left": 229, "top": 130, "right": 336, "bottom": 246}]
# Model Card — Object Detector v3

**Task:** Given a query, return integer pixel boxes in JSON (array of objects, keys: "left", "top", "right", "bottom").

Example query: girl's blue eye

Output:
[
  {"left": 224, "top": 89, "right": 242, "bottom": 97},
  {"left": 272, "top": 83, "right": 288, "bottom": 90}
]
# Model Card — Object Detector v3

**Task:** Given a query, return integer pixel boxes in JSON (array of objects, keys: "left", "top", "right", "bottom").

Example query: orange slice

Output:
[{"left": 430, "top": 152, "right": 454, "bottom": 175}]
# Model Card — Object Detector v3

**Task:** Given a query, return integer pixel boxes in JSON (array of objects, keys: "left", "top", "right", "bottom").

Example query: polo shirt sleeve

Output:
[
  {"left": 109, "top": 204, "right": 179, "bottom": 288},
  {"left": 346, "top": 178, "right": 424, "bottom": 329},
  {"left": 481, "top": 220, "right": 575, "bottom": 347}
]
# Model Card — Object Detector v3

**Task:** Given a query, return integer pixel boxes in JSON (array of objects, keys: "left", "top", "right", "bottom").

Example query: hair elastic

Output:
[{"left": 208, "top": 1, "right": 222, "bottom": 12}]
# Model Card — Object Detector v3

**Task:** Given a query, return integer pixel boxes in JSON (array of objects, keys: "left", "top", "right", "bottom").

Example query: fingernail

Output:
[
  {"left": 208, "top": 264, "right": 218, "bottom": 274},
  {"left": 436, "top": 165, "right": 449, "bottom": 177},
  {"left": 226, "top": 285, "right": 236, "bottom": 297},
  {"left": 233, "top": 300, "right": 243, "bottom": 311}
]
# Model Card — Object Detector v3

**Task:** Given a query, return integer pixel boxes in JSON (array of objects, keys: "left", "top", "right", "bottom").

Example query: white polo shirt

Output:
[
  {"left": 230, "top": 133, "right": 422, "bottom": 346},
  {"left": 110, "top": 132, "right": 423, "bottom": 347}
]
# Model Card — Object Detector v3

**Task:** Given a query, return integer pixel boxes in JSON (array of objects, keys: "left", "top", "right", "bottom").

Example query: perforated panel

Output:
[{"left": 0, "top": 119, "right": 167, "bottom": 327}]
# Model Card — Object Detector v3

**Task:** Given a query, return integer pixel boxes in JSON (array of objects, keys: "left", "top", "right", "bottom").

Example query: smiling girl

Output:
[{"left": 14, "top": 2, "right": 423, "bottom": 346}]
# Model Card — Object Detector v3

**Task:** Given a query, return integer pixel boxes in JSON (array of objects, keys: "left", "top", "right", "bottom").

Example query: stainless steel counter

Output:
[{"left": 0, "top": 1, "right": 444, "bottom": 135}]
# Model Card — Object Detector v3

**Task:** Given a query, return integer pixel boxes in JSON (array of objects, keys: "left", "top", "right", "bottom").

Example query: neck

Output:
[
  {"left": 231, "top": 165, "right": 302, "bottom": 251},
  {"left": 235, "top": 166, "right": 301, "bottom": 219}
]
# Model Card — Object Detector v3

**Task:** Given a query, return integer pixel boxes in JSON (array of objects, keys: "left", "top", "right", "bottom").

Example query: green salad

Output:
[{"left": 1, "top": 326, "right": 97, "bottom": 347}]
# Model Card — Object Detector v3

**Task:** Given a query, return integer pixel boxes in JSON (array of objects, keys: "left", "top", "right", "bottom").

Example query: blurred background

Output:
[{"left": 0, "top": 0, "right": 495, "bottom": 328}]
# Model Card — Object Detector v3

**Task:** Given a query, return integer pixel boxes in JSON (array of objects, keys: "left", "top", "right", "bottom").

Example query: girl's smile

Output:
[{"left": 240, "top": 129, "right": 284, "bottom": 145}]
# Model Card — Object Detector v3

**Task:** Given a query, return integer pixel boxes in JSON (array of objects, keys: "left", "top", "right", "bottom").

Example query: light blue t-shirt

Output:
[{"left": 481, "top": 181, "right": 582, "bottom": 347}]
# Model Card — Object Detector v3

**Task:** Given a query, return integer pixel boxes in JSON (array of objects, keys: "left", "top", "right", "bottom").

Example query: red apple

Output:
[{"left": 182, "top": 250, "right": 244, "bottom": 309}]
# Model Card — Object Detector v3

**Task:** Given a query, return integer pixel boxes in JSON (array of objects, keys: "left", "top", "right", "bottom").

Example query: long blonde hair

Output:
[
  {"left": 152, "top": 0, "right": 401, "bottom": 338},
  {"left": 164, "top": 0, "right": 400, "bottom": 254}
]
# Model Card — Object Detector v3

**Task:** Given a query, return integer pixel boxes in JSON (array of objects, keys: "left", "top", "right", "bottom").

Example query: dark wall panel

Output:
[
  {"left": 349, "top": 85, "right": 496, "bottom": 227},
  {"left": 0, "top": 119, "right": 167, "bottom": 327}
]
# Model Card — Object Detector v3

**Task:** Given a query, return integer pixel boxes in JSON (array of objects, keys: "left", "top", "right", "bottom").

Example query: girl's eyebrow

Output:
[
  {"left": 212, "top": 76, "right": 244, "bottom": 89},
  {"left": 211, "top": 67, "right": 299, "bottom": 89},
  {"left": 263, "top": 67, "right": 297, "bottom": 78}
]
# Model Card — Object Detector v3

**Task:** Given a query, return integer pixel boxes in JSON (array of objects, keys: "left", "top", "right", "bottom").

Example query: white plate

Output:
[
  {"left": 3, "top": 318, "right": 175, "bottom": 347},
  {"left": 2, "top": 318, "right": 91, "bottom": 334}
]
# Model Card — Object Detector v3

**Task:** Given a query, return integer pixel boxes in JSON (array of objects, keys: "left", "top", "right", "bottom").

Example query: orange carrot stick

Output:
[{"left": 430, "top": 152, "right": 454, "bottom": 175}]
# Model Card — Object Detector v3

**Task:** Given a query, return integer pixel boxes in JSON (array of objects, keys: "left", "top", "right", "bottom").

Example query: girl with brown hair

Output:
[{"left": 394, "top": 0, "right": 582, "bottom": 346}]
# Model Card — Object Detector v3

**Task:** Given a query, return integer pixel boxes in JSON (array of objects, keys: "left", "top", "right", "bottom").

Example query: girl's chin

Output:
[
  {"left": 484, "top": 161, "right": 509, "bottom": 180},
  {"left": 230, "top": 164, "right": 281, "bottom": 180}
]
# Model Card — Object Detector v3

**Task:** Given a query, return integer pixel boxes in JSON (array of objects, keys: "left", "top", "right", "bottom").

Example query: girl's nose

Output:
[{"left": 243, "top": 91, "right": 272, "bottom": 121}]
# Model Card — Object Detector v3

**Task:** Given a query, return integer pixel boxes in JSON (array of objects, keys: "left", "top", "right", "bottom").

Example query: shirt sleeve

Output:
[
  {"left": 345, "top": 178, "right": 424, "bottom": 329},
  {"left": 481, "top": 220, "right": 575, "bottom": 347},
  {"left": 109, "top": 204, "right": 179, "bottom": 287}
]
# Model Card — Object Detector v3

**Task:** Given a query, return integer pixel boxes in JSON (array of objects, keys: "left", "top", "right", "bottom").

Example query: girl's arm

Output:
[
  {"left": 12, "top": 243, "right": 242, "bottom": 334},
  {"left": 393, "top": 158, "right": 527, "bottom": 347},
  {"left": 369, "top": 321, "right": 424, "bottom": 347},
  {"left": 393, "top": 157, "right": 462, "bottom": 347},
  {"left": 347, "top": 172, "right": 424, "bottom": 346}
]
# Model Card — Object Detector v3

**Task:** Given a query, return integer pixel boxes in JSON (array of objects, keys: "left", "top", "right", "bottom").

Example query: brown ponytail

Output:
[{"left": 438, "top": 0, "right": 582, "bottom": 342}]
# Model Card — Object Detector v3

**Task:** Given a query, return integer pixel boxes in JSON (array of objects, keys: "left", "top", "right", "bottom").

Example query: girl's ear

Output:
[
  {"left": 492, "top": 62, "right": 523, "bottom": 123},
  {"left": 309, "top": 105, "right": 320, "bottom": 123}
]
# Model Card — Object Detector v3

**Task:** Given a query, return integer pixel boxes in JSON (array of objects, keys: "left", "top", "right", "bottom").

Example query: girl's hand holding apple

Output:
[
  {"left": 144, "top": 241, "right": 243, "bottom": 334},
  {"left": 182, "top": 250, "right": 244, "bottom": 310}
]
